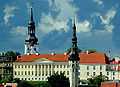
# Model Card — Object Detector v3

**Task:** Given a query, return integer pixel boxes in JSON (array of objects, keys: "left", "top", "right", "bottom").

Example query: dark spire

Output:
[
  {"left": 30, "top": 7, "right": 33, "bottom": 22},
  {"left": 25, "top": 7, "right": 38, "bottom": 46},
  {"left": 68, "top": 19, "right": 80, "bottom": 61},
  {"left": 72, "top": 19, "right": 78, "bottom": 50},
  {"left": 29, "top": 7, "right": 34, "bottom": 24}
]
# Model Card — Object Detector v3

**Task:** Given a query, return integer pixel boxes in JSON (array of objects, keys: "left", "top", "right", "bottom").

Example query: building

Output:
[
  {"left": 101, "top": 81, "right": 120, "bottom": 87},
  {"left": 13, "top": 52, "right": 111, "bottom": 81},
  {"left": 0, "top": 56, "right": 13, "bottom": 80},
  {"left": 12, "top": 7, "right": 120, "bottom": 86}
]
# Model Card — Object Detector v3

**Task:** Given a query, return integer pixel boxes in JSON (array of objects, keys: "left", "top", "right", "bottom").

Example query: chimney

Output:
[{"left": 86, "top": 50, "right": 89, "bottom": 54}]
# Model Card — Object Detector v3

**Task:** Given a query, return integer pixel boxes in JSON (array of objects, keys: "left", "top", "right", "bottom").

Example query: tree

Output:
[
  {"left": 34, "top": 81, "right": 50, "bottom": 87},
  {"left": 12, "top": 78, "right": 20, "bottom": 83},
  {"left": 17, "top": 80, "right": 34, "bottom": 87},
  {"left": 5, "top": 51, "right": 20, "bottom": 61},
  {"left": 87, "top": 75, "right": 108, "bottom": 87},
  {"left": 47, "top": 72, "right": 70, "bottom": 87}
]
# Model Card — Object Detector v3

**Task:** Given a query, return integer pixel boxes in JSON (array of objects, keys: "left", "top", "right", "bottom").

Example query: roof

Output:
[
  {"left": 101, "top": 81, "right": 120, "bottom": 87},
  {"left": 16, "top": 52, "right": 109, "bottom": 64}
]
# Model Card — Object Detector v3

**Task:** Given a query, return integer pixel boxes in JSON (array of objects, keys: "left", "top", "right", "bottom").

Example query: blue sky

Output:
[{"left": 0, "top": 0, "right": 120, "bottom": 55}]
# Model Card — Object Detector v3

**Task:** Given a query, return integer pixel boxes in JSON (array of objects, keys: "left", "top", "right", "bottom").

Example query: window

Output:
[
  {"left": 87, "top": 72, "right": 89, "bottom": 76},
  {"left": 18, "top": 65, "right": 20, "bottom": 68},
  {"left": 28, "top": 65, "right": 30, "bottom": 68},
  {"left": 113, "top": 77, "right": 115, "bottom": 80},
  {"left": 107, "top": 72, "right": 109, "bottom": 75},
  {"left": 113, "top": 72, "right": 115, "bottom": 75},
  {"left": 28, "top": 71, "right": 30, "bottom": 75},
  {"left": 46, "top": 65, "right": 48, "bottom": 68},
  {"left": 57, "top": 65, "right": 59, "bottom": 68},
  {"left": 49, "top": 65, "right": 51, "bottom": 68},
  {"left": 100, "top": 65, "right": 102, "bottom": 70},
  {"left": 14, "top": 71, "right": 17, "bottom": 75},
  {"left": 39, "top": 65, "right": 41, "bottom": 68},
  {"left": 93, "top": 66, "right": 95, "bottom": 70},
  {"left": 87, "top": 66, "right": 89, "bottom": 70},
  {"left": 93, "top": 72, "right": 95, "bottom": 76},
  {"left": 25, "top": 71, "right": 27, "bottom": 75},
  {"left": 21, "top": 65, "right": 23, "bottom": 68},
  {"left": 60, "top": 65, "right": 62, "bottom": 68},
  {"left": 32, "top": 71, "right": 34, "bottom": 75},
  {"left": 21, "top": 71, "right": 23, "bottom": 75},
  {"left": 25, "top": 65, "right": 27, "bottom": 68},
  {"left": 100, "top": 72, "right": 102, "bottom": 75},
  {"left": 67, "top": 71, "right": 69, "bottom": 75}
]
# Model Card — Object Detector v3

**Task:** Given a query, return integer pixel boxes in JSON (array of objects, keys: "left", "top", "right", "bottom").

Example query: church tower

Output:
[
  {"left": 24, "top": 7, "right": 38, "bottom": 54},
  {"left": 68, "top": 20, "right": 80, "bottom": 87}
]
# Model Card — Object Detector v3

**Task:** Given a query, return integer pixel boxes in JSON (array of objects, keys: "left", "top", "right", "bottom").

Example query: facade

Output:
[
  {"left": 0, "top": 56, "right": 13, "bottom": 80},
  {"left": 13, "top": 52, "right": 111, "bottom": 81}
]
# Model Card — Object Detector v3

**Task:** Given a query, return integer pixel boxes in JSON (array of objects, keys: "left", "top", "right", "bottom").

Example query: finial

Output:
[{"left": 30, "top": 6, "right": 33, "bottom": 22}]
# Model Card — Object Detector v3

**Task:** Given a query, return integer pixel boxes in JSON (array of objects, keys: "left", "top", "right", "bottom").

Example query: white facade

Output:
[
  {"left": 13, "top": 60, "right": 69, "bottom": 81},
  {"left": 13, "top": 59, "right": 120, "bottom": 82}
]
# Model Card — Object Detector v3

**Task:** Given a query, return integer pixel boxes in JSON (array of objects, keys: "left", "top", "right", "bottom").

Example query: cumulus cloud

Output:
[
  {"left": 48, "top": 0, "right": 78, "bottom": 20},
  {"left": 39, "top": 13, "right": 68, "bottom": 33},
  {"left": 11, "top": 26, "right": 27, "bottom": 36},
  {"left": 100, "top": 8, "right": 116, "bottom": 25},
  {"left": 93, "top": 0, "right": 103, "bottom": 5},
  {"left": 39, "top": 0, "right": 79, "bottom": 33},
  {"left": 3, "top": 5, "right": 17, "bottom": 25},
  {"left": 77, "top": 20, "right": 91, "bottom": 32}
]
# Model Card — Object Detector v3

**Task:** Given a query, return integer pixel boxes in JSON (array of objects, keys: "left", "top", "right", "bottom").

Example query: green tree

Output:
[
  {"left": 87, "top": 75, "right": 108, "bottom": 87},
  {"left": 35, "top": 81, "right": 49, "bottom": 87},
  {"left": 12, "top": 78, "right": 20, "bottom": 83},
  {"left": 47, "top": 72, "right": 70, "bottom": 87},
  {"left": 17, "top": 80, "right": 34, "bottom": 87},
  {"left": 5, "top": 51, "right": 20, "bottom": 61}
]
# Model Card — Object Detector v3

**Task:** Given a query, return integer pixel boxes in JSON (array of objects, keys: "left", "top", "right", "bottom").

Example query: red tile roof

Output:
[
  {"left": 101, "top": 81, "right": 120, "bottom": 87},
  {"left": 16, "top": 52, "right": 109, "bottom": 64}
]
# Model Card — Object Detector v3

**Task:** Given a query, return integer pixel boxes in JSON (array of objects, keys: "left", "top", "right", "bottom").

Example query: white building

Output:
[{"left": 13, "top": 51, "right": 117, "bottom": 81}]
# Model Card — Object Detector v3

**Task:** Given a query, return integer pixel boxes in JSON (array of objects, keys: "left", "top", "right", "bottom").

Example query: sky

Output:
[{"left": 0, "top": 0, "right": 120, "bottom": 56}]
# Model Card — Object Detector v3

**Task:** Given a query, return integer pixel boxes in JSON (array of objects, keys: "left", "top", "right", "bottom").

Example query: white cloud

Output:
[
  {"left": 39, "top": 0, "right": 79, "bottom": 33},
  {"left": 104, "top": 25, "right": 114, "bottom": 33},
  {"left": 48, "top": 0, "right": 78, "bottom": 20},
  {"left": 11, "top": 26, "right": 27, "bottom": 36},
  {"left": 93, "top": 0, "right": 103, "bottom": 5},
  {"left": 39, "top": 13, "right": 68, "bottom": 33},
  {"left": 100, "top": 8, "right": 116, "bottom": 25},
  {"left": 77, "top": 20, "right": 91, "bottom": 32},
  {"left": 3, "top": 5, "right": 17, "bottom": 25}
]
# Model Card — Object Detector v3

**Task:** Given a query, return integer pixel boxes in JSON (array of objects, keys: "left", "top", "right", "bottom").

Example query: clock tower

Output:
[{"left": 68, "top": 20, "right": 80, "bottom": 87}]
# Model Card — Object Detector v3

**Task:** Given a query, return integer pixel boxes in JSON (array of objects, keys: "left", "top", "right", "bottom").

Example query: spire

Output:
[
  {"left": 68, "top": 19, "right": 79, "bottom": 61},
  {"left": 72, "top": 19, "right": 78, "bottom": 50},
  {"left": 30, "top": 7, "right": 33, "bottom": 22},
  {"left": 25, "top": 6, "right": 38, "bottom": 54}
]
